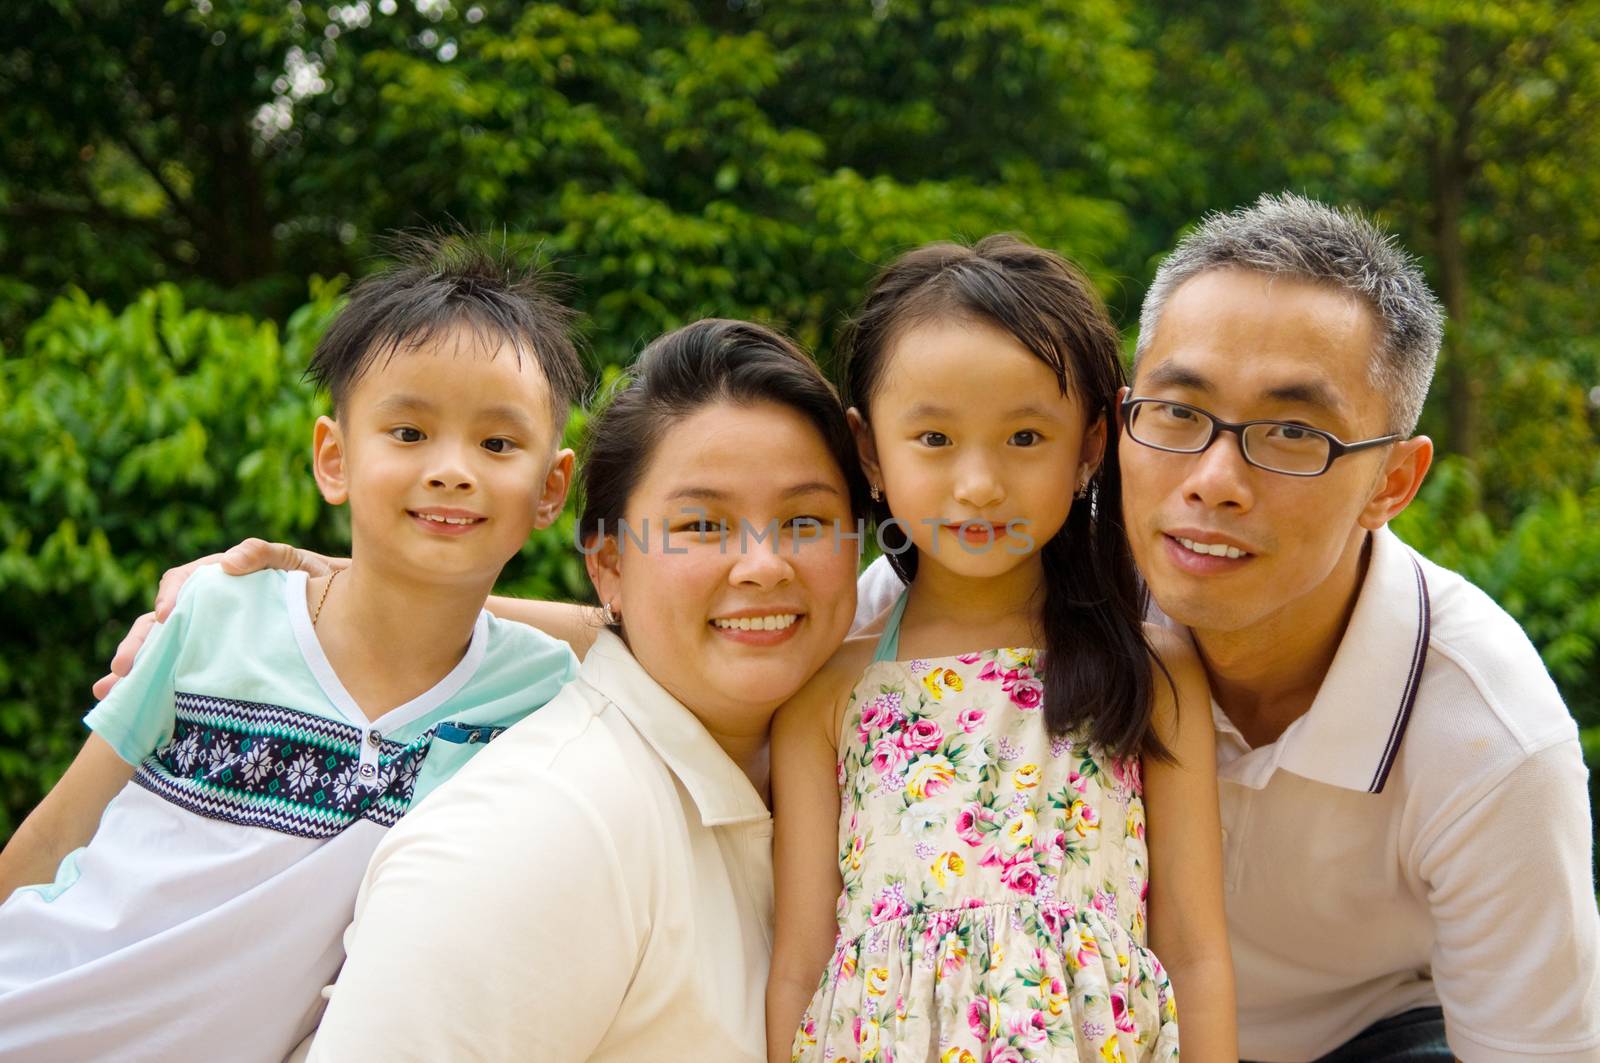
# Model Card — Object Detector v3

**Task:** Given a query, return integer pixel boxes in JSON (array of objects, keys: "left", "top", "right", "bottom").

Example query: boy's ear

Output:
[
  {"left": 534, "top": 448, "right": 576, "bottom": 528},
  {"left": 312, "top": 416, "right": 349, "bottom": 505},
  {"left": 583, "top": 532, "right": 622, "bottom": 618},
  {"left": 847, "top": 408, "right": 883, "bottom": 494}
]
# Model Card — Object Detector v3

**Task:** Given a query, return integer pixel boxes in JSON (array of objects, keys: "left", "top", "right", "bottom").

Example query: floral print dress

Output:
[{"left": 790, "top": 595, "right": 1180, "bottom": 1063}]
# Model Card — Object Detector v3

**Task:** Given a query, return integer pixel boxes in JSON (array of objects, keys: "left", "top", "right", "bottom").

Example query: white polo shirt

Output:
[
  {"left": 306, "top": 629, "right": 774, "bottom": 1062},
  {"left": 855, "top": 531, "right": 1600, "bottom": 1061}
]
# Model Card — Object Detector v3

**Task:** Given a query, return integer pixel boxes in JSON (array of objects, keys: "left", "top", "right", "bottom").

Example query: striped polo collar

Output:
[{"left": 1272, "top": 526, "right": 1432, "bottom": 794}]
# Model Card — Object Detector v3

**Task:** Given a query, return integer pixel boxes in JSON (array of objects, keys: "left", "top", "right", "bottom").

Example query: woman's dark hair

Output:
[
  {"left": 578, "top": 319, "right": 871, "bottom": 618},
  {"left": 840, "top": 234, "right": 1171, "bottom": 761},
  {"left": 307, "top": 230, "right": 586, "bottom": 427}
]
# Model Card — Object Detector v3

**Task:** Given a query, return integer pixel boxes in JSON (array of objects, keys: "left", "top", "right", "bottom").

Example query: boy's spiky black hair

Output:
[{"left": 306, "top": 230, "right": 586, "bottom": 426}]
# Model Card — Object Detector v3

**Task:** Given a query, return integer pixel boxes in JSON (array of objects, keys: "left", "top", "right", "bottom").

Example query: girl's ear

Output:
[
  {"left": 584, "top": 533, "right": 623, "bottom": 620},
  {"left": 312, "top": 416, "right": 349, "bottom": 505},
  {"left": 847, "top": 407, "right": 883, "bottom": 494},
  {"left": 1080, "top": 412, "right": 1109, "bottom": 478}
]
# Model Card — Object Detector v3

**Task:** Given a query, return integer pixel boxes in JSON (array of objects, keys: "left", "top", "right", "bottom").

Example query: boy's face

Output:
[{"left": 313, "top": 328, "right": 574, "bottom": 587}]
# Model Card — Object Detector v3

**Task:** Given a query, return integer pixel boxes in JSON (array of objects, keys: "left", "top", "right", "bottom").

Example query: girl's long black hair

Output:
[{"left": 840, "top": 235, "right": 1171, "bottom": 761}]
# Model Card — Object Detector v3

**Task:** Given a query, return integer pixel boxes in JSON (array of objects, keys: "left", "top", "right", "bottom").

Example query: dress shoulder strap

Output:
[{"left": 871, "top": 591, "right": 909, "bottom": 664}]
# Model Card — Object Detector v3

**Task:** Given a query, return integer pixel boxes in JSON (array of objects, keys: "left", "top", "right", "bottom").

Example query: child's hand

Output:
[{"left": 91, "top": 539, "right": 345, "bottom": 699}]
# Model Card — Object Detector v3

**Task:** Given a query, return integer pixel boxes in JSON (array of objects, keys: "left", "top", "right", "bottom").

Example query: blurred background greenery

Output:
[{"left": 1, "top": 0, "right": 1597, "bottom": 842}]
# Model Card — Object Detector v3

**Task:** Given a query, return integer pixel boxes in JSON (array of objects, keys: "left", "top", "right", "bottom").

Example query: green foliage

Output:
[{"left": 2, "top": 1, "right": 1597, "bottom": 847}]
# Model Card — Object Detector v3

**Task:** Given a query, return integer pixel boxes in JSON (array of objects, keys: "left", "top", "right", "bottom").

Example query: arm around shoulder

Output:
[
  {"left": 308, "top": 768, "right": 640, "bottom": 1061},
  {"left": 1141, "top": 626, "right": 1237, "bottom": 1062},
  {"left": 767, "top": 644, "right": 864, "bottom": 1062}
]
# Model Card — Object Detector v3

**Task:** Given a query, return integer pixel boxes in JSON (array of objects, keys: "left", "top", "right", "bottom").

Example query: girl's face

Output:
[
  {"left": 855, "top": 316, "right": 1105, "bottom": 577},
  {"left": 587, "top": 399, "right": 859, "bottom": 739}
]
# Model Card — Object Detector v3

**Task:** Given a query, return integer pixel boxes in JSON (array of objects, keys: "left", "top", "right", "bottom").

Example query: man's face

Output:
[{"left": 1120, "top": 269, "right": 1400, "bottom": 637}]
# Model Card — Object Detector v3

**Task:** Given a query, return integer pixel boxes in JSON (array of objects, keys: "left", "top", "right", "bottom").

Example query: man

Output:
[
  {"left": 855, "top": 194, "right": 1597, "bottom": 1060},
  {"left": 1108, "top": 193, "right": 1598, "bottom": 1061}
]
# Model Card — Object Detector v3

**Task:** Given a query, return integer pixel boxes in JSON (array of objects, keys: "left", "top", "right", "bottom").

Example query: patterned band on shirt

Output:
[{"left": 134, "top": 692, "right": 433, "bottom": 839}]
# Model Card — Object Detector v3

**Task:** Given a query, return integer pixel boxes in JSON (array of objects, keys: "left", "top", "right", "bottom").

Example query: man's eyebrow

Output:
[
  {"left": 1262, "top": 380, "right": 1344, "bottom": 415},
  {"left": 1141, "top": 363, "right": 1211, "bottom": 391}
]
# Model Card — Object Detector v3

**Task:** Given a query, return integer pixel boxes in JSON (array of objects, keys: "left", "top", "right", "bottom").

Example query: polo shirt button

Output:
[
  {"left": 367, "top": 730, "right": 382, "bottom": 748},
  {"left": 359, "top": 763, "right": 376, "bottom": 778}
]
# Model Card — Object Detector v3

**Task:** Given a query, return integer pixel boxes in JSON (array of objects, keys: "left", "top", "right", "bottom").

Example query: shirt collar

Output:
[
  {"left": 1273, "top": 526, "right": 1432, "bottom": 794},
  {"left": 580, "top": 630, "right": 771, "bottom": 828}
]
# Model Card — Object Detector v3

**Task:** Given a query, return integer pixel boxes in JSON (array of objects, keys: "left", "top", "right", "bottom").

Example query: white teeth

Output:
[
  {"left": 417, "top": 513, "right": 479, "bottom": 525},
  {"left": 1177, "top": 537, "right": 1244, "bottom": 560},
  {"left": 712, "top": 614, "right": 799, "bottom": 632}
]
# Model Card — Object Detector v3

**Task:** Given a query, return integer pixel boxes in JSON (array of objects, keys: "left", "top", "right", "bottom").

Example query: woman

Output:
[{"left": 111, "top": 319, "right": 869, "bottom": 1059}]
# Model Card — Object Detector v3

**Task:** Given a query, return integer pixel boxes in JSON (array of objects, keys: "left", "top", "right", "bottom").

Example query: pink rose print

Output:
[
  {"left": 957, "top": 706, "right": 986, "bottom": 733},
  {"left": 1008, "top": 675, "right": 1044, "bottom": 711},
  {"left": 869, "top": 884, "right": 909, "bottom": 925},
  {"left": 966, "top": 998, "right": 991, "bottom": 1039},
  {"left": 1008, "top": 1010, "right": 1049, "bottom": 1049},
  {"left": 872, "top": 736, "right": 910, "bottom": 776},
  {"left": 955, "top": 803, "right": 988, "bottom": 847},
  {"left": 988, "top": 1046, "right": 1026, "bottom": 1063},
  {"left": 1112, "top": 988, "right": 1135, "bottom": 1033},
  {"left": 999, "top": 853, "right": 1040, "bottom": 896},
  {"left": 956, "top": 652, "right": 982, "bottom": 665},
  {"left": 900, "top": 717, "right": 944, "bottom": 754}
]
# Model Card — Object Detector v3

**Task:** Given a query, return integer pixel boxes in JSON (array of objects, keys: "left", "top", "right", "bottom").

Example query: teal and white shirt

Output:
[{"left": 0, "top": 566, "right": 577, "bottom": 1063}]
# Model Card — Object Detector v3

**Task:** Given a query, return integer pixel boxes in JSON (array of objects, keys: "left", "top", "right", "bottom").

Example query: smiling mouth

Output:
[
  {"left": 1169, "top": 534, "right": 1250, "bottom": 560},
  {"left": 710, "top": 614, "right": 800, "bottom": 632},
  {"left": 409, "top": 511, "right": 486, "bottom": 526}
]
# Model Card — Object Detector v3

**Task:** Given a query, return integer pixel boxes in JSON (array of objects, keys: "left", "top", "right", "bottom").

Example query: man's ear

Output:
[
  {"left": 583, "top": 532, "right": 622, "bottom": 618},
  {"left": 848, "top": 407, "right": 883, "bottom": 496},
  {"left": 535, "top": 448, "right": 576, "bottom": 528},
  {"left": 1359, "top": 436, "right": 1434, "bottom": 530},
  {"left": 312, "top": 416, "right": 349, "bottom": 505}
]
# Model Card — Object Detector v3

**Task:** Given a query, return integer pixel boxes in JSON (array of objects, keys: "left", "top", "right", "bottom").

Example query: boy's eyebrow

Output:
[
  {"left": 903, "top": 402, "right": 956, "bottom": 419},
  {"left": 478, "top": 403, "right": 538, "bottom": 430},
  {"left": 1000, "top": 404, "right": 1065, "bottom": 421},
  {"left": 373, "top": 394, "right": 437, "bottom": 417}
]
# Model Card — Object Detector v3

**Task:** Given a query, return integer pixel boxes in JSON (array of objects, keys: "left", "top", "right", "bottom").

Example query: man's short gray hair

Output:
[{"left": 1135, "top": 192, "right": 1444, "bottom": 435}]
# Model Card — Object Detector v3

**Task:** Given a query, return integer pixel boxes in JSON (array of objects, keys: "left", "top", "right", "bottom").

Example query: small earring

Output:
[
  {"left": 600, "top": 601, "right": 618, "bottom": 626},
  {"left": 870, "top": 483, "right": 882, "bottom": 502},
  {"left": 1074, "top": 468, "right": 1091, "bottom": 499}
]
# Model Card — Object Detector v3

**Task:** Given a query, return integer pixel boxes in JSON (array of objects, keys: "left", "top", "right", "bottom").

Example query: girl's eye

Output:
[
  {"left": 481, "top": 437, "right": 516, "bottom": 454},
  {"left": 391, "top": 427, "right": 424, "bottom": 443},
  {"left": 1009, "top": 430, "right": 1040, "bottom": 447},
  {"left": 919, "top": 432, "right": 951, "bottom": 447}
]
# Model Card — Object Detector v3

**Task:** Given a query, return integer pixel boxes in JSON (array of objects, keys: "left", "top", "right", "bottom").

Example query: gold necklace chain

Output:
[{"left": 313, "top": 568, "right": 341, "bottom": 626}]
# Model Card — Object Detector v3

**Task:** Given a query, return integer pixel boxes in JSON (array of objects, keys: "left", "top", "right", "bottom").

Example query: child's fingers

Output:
[
  {"left": 90, "top": 671, "right": 120, "bottom": 701},
  {"left": 99, "top": 611, "right": 158, "bottom": 694}
]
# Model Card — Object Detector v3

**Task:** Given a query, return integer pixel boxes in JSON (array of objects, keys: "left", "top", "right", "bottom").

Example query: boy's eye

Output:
[
  {"left": 918, "top": 431, "right": 951, "bottom": 447},
  {"left": 391, "top": 427, "right": 425, "bottom": 443},
  {"left": 1009, "top": 430, "right": 1040, "bottom": 447},
  {"left": 481, "top": 437, "right": 516, "bottom": 454}
]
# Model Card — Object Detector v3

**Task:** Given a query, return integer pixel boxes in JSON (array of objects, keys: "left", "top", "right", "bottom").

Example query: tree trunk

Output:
[{"left": 1429, "top": 24, "right": 1480, "bottom": 459}]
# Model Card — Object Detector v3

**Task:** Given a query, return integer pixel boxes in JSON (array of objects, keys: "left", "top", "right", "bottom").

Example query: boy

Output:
[{"left": 0, "top": 234, "right": 586, "bottom": 1061}]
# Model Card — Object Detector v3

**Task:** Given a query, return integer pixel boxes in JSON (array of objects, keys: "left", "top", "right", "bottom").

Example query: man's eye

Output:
[
  {"left": 1010, "top": 430, "right": 1040, "bottom": 447},
  {"left": 919, "top": 432, "right": 951, "bottom": 447},
  {"left": 1160, "top": 404, "right": 1196, "bottom": 422},
  {"left": 482, "top": 438, "right": 515, "bottom": 454},
  {"left": 391, "top": 427, "right": 424, "bottom": 443}
]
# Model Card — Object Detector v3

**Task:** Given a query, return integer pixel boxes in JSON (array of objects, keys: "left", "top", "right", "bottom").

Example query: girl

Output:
[{"left": 767, "top": 236, "right": 1235, "bottom": 1062}]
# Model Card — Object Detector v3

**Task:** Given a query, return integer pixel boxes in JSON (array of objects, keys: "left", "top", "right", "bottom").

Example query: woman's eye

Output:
[
  {"left": 676, "top": 519, "right": 727, "bottom": 535},
  {"left": 481, "top": 437, "right": 516, "bottom": 454},
  {"left": 391, "top": 427, "right": 424, "bottom": 443},
  {"left": 1009, "top": 430, "right": 1040, "bottom": 447},
  {"left": 919, "top": 431, "right": 951, "bottom": 447}
]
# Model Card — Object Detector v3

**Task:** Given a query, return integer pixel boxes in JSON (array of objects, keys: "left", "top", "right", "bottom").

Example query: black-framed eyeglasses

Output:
[{"left": 1119, "top": 395, "right": 1400, "bottom": 477}]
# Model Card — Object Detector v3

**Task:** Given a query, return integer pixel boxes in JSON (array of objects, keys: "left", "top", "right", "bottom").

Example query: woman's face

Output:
[{"left": 588, "top": 399, "right": 860, "bottom": 740}]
